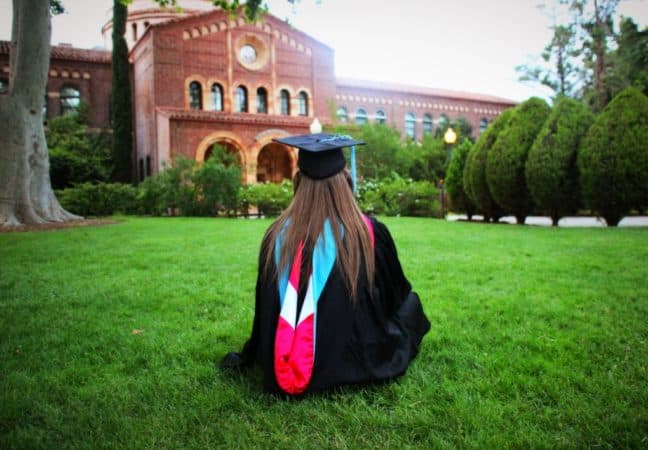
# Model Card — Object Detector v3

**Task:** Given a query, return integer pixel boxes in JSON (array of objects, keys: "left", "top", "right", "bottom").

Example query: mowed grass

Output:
[{"left": 0, "top": 217, "right": 646, "bottom": 449}]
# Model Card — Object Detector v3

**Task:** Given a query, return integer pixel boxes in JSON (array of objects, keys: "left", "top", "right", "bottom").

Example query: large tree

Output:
[
  {"left": 111, "top": 0, "right": 133, "bottom": 183},
  {"left": 0, "top": 0, "right": 265, "bottom": 227}
]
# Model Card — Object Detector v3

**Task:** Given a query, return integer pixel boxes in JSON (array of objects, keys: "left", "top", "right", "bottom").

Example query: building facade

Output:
[{"left": 0, "top": 0, "right": 516, "bottom": 184}]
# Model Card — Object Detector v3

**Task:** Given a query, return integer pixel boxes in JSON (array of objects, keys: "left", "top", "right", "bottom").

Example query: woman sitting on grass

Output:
[{"left": 221, "top": 133, "right": 430, "bottom": 395}]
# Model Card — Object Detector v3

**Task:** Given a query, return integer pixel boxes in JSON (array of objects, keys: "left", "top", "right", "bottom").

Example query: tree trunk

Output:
[{"left": 0, "top": 0, "right": 81, "bottom": 227}]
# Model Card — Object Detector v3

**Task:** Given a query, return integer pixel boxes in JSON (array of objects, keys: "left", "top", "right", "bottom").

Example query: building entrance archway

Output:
[
  {"left": 256, "top": 143, "right": 294, "bottom": 183},
  {"left": 204, "top": 141, "right": 242, "bottom": 167}
]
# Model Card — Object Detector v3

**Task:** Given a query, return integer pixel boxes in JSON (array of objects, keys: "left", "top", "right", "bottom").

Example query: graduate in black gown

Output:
[{"left": 221, "top": 133, "right": 430, "bottom": 395}]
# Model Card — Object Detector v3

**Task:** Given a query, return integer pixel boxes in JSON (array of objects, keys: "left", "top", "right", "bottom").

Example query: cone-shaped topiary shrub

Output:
[
  {"left": 578, "top": 87, "right": 648, "bottom": 226},
  {"left": 487, "top": 97, "right": 551, "bottom": 224},
  {"left": 446, "top": 140, "right": 476, "bottom": 219},
  {"left": 465, "top": 109, "right": 514, "bottom": 221},
  {"left": 526, "top": 97, "right": 594, "bottom": 225}
]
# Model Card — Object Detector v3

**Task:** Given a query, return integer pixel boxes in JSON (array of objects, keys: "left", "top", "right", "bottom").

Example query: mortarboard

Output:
[{"left": 273, "top": 133, "right": 366, "bottom": 179}]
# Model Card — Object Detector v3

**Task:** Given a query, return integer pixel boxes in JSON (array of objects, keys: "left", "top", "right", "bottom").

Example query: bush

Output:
[
  {"left": 357, "top": 177, "right": 440, "bottom": 217},
  {"left": 487, "top": 97, "right": 551, "bottom": 223},
  {"left": 47, "top": 107, "right": 113, "bottom": 189},
  {"left": 578, "top": 87, "right": 648, "bottom": 225},
  {"left": 137, "top": 175, "right": 167, "bottom": 216},
  {"left": 244, "top": 180, "right": 294, "bottom": 217},
  {"left": 57, "top": 183, "right": 138, "bottom": 216},
  {"left": 464, "top": 109, "right": 514, "bottom": 221},
  {"left": 526, "top": 97, "right": 594, "bottom": 225},
  {"left": 445, "top": 140, "right": 476, "bottom": 217},
  {"left": 401, "top": 135, "right": 449, "bottom": 182},
  {"left": 192, "top": 152, "right": 241, "bottom": 216}
]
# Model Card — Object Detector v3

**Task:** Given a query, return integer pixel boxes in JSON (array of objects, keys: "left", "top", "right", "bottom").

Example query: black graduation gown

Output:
[{"left": 222, "top": 216, "right": 430, "bottom": 394}]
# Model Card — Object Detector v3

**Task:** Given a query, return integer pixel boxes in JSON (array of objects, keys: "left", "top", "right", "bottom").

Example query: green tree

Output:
[
  {"left": 445, "top": 140, "right": 475, "bottom": 218},
  {"left": 525, "top": 97, "right": 594, "bottom": 225},
  {"left": 402, "top": 135, "right": 447, "bottom": 182},
  {"left": 192, "top": 145, "right": 242, "bottom": 216},
  {"left": 111, "top": 0, "right": 133, "bottom": 183},
  {"left": 578, "top": 87, "right": 648, "bottom": 225},
  {"left": 47, "top": 105, "right": 113, "bottom": 189},
  {"left": 607, "top": 17, "right": 648, "bottom": 98},
  {"left": 348, "top": 123, "right": 405, "bottom": 179},
  {"left": 487, "top": 98, "right": 551, "bottom": 224},
  {"left": 464, "top": 109, "right": 514, "bottom": 221}
]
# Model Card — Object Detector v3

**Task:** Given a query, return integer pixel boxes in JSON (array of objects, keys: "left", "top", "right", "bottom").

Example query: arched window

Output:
[
  {"left": 298, "top": 91, "right": 308, "bottom": 116},
  {"left": 236, "top": 85, "right": 248, "bottom": 112},
  {"left": 438, "top": 114, "right": 449, "bottom": 129},
  {"left": 60, "top": 86, "right": 81, "bottom": 115},
  {"left": 336, "top": 106, "right": 348, "bottom": 123},
  {"left": 404, "top": 112, "right": 416, "bottom": 140},
  {"left": 279, "top": 89, "right": 290, "bottom": 115},
  {"left": 375, "top": 110, "right": 386, "bottom": 125},
  {"left": 423, "top": 113, "right": 433, "bottom": 136},
  {"left": 257, "top": 87, "right": 268, "bottom": 113},
  {"left": 132, "top": 23, "right": 138, "bottom": 42},
  {"left": 210, "top": 83, "right": 223, "bottom": 111},
  {"left": 355, "top": 108, "right": 368, "bottom": 125},
  {"left": 189, "top": 81, "right": 202, "bottom": 110},
  {"left": 0, "top": 78, "right": 8, "bottom": 94},
  {"left": 480, "top": 118, "right": 489, "bottom": 134}
]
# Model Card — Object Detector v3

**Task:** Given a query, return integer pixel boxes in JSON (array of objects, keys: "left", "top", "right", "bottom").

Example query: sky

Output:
[{"left": 1, "top": 0, "right": 647, "bottom": 102}]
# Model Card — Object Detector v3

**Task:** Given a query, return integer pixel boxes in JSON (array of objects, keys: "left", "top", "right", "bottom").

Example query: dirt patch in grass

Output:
[{"left": 0, "top": 218, "right": 121, "bottom": 233}]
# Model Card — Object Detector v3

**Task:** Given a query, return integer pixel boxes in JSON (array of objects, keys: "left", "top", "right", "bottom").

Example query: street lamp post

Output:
[{"left": 439, "top": 127, "right": 457, "bottom": 219}]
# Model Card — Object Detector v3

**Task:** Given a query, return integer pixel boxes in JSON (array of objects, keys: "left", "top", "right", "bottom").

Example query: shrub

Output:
[
  {"left": 526, "top": 97, "right": 594, "bottom": 225},
  {"left": 137, "top": 175, "right": 167, "bottom": 216},
  {"left": 464, "top": 109, "right": 514, "bottom": 221},
  {"left": 445, "top": 140, "right": 476, "bottom": 218},
  {"left": 57, "top": 182, "right": 138, "bottom": 216},
  {"left": 401, "top": 135, "right": 448, "bottom": 182},
  {"left": 357, "top": 177, "right": 440, "bottom": 217},
  {"left": 245, "top": 180, "right": 294, "bottom": 217},
  {"left": 47, "top": 107, "right": 113, "bottom": 189},
  {"left": 578, "top": 87, "right": 648, "bottom": 225},
  {"left": 191, "top": 153, "right": 241, "bottom": 216},
  {"left": 487, "top": 97, "right": 551, "bottom": 224}
]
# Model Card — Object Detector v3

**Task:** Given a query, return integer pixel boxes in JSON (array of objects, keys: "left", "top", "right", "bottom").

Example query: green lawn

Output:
[{"left": 1, "top": 217, "right": 646, "bottom": 449}]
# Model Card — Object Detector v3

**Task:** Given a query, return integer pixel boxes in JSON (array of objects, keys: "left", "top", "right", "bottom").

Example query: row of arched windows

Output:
[
  {"left": 188, "top": 81, "right": 309, "bottom": 116},
  {"left": 336, "top": 105, "right": 492, "bottom": 139}
]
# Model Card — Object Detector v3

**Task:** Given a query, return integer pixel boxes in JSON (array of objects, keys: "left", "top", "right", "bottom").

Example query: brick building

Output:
[{"left": 0, "top": 0, "right": 516, "bottom": 184}]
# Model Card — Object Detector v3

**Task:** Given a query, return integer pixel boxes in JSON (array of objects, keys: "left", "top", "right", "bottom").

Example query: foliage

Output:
[
  {"left": 445, "top": 140, "right": 475, "bottom": 217},
  {"left": 2, "top": 217, "right": 647, "bottom": 448},
  {"left": 137, "top": 174, "right": 167, "bottom": 216},
  {"left": 578, "top": 87, "right": 648, "bottom": 225},
  {"left": 401, "top": 135, "right": 448, "bottom": 182},
  {"left": 57, "top": 182, "right": 138, "bottom": 216},
  {"left": 606, "top": 17, "right": 648, "bottom": 99},
  {"left": 464, "top": 109, "right": 514, "bottom": 221},
  {"left": 46, "top": 106, "right": 113, "bottom": 189},
  {"left": 526, "top": 96, "right": 594, "bottom": 225},
  {"left": 242, "top": 180, "right": 294, "bottom": 217},
  {"left": 487, "top": 98, "right": 551, "bottom": 223},
  {"left": 356, "top": 176, "right": 440, "bottom": 217},
  {"left": 340, "top": 123, "right": 405, "bottom": 179},
  {"left": 434, "top": 115, "right": 473, "bottom": 142},
  {"left": 111, "top": 0, "right": 133, "bottom": 182}
]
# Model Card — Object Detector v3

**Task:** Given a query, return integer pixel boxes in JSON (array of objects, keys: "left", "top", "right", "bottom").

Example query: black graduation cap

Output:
[{"left": 273, "top": 133, "right": 366, "bottom": 179}]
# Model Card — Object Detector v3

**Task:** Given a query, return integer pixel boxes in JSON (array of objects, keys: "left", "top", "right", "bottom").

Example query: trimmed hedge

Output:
[
  {"left": 526, "top": 97, "right": 594, "bottom": 225},
  {"left": 464, "top": 109, "right": 514, "bottom": 221},
  {"left": 578, "top": 87, "right": 648, "bottom": 225},
  {"left": 487, "top": 98, "right": 551, "bottom": 224},
  {"left": 357, "top": 177, "right": 440, "bottom": 217},
  {"left": 57, "top": 183, "right": 138, "bottom": 216},
  {"left": 445, "top": 140, "right": 475, "bottom": 217}
]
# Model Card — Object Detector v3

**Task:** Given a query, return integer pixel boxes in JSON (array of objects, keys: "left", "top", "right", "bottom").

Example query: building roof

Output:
[
  {"left": 0, "top": 40, "right": 111, "bottom": 64},
  {"left": 336, "top": 77, "right": 517, "bottom": 105}
]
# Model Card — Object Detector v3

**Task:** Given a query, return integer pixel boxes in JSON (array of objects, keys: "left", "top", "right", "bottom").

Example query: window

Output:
[
  {"left": 279, "top": 89, "right": 290, "bottom": 115},
  {"left": 298, "top": 91, "right": 308, "bottom": 116},
  {"left": 438, "top": 114, "right": 449, "bottom": 129},
  {"left": 0, "top": 78, "right": 8, "bottom": 94},
  {"left": 210, "top": 83, "right": 223, "bottom": 111},
  {"left": 375, "top": 110, "right": 386, "bottom": 125},
  {"left": 423, "top": 113, "right": 433, "bottom": 136},
  {"left": 257, "top": 87, "right": 268, "bottom": 113},
  {"left": 336, "top": 106, "right": 348, "bottom": 123},
  {"left": 138, "top": 158, "right": 145, "bottom": 182},
  {"left": 146, "top": 155, "right": 152, "bottom": 176},
  {"left": 405, "top": 112, "right": 416, "bottom": 140},
  {"left": 480, "top": 118, "right": 489, "bottom": 134},
  {"left": 60, "top": 86, "right": 81, "bottom": 115},
  {"left": 132, "top": 23, "right": 138, "bottom": 42},
  {"left": 355, "top": 108, "right": 368, "bottom": 125},
  {"left": 43, "top": 94, "right": 48, "bottom": 121},
  {"left": 189, "top": 81, "right": 202, "bottom": 110},
  {"left": 236, "top": 85, "right": 248, "bottom": 112}
]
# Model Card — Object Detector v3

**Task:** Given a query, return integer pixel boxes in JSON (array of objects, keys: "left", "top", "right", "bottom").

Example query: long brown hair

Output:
[{"left": 262, "top": 169, "right": 374, "bottom": 299}]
